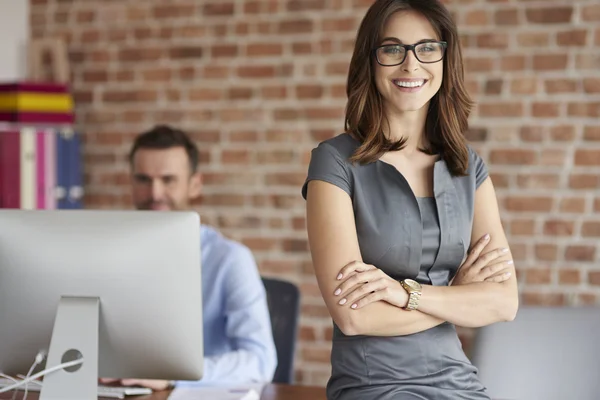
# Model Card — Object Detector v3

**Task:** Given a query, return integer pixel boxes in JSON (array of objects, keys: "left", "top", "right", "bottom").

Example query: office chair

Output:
[
  {"left": 470, "top": 306, "right": 600, "bottom": 400},
  {"left": 262, "top": 277, "right": 301, "bottom": 384}
]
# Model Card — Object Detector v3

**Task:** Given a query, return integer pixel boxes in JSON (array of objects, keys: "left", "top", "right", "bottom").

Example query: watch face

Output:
[{"left": 404, "top": 279, "right": 421, "bottom": 290}]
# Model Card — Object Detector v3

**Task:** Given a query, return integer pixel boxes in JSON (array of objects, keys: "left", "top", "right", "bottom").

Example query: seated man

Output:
[{"left": 104, "top": 125, "right": 277, "bottom": 389}]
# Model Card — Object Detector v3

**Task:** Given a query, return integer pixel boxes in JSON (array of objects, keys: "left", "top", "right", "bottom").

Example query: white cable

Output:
[
  {"left": 1, "top": 373, "right": 20, "bottom": 400},
  {"left": 0, "top": 359, "right": 84, "bottom": 394},
  {"left": 0, "top": 374, "right": 18, "bottom": 384},
  {"left": 22, "top": 351, "right": 44, "bottom": 400}
]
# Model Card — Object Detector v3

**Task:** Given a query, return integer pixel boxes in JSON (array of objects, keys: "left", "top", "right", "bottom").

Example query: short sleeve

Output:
[
  {"left": 469, "top": 146, "right": 489, "bottom": 189},
  {"left": 301, "top": 142, "right": 352, "bottom": 199}
]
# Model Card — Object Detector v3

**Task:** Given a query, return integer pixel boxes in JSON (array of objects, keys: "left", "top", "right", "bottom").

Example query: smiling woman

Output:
[{"left": 302, "top": 0, "right": 518, "bottom": 399}]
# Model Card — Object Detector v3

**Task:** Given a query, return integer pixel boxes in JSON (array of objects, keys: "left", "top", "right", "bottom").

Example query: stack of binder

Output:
[{"left": 0, "top": 81, "right": 82, "bottom": 210}]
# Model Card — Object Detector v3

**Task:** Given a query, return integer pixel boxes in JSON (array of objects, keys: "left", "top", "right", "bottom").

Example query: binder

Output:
[{"left": 1, "top": 130, "right": 21, "bottom": 208}]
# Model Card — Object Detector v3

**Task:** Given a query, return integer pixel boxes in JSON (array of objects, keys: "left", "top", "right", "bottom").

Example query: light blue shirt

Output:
[{"left": 175, "top": 225, "right": 277, "bottom": 387}]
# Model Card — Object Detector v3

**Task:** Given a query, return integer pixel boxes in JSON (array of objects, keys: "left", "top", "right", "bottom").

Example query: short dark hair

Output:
[{"left": 128, "top": 125, "right": 200, "bottom": 173}]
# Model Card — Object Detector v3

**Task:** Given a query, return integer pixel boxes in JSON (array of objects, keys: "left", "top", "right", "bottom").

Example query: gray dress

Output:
[{"left": 301, "top": 133, "right": 491, "bottom": 400}]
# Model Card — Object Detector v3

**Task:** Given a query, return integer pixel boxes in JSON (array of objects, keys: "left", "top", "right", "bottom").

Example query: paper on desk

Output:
[{"left": 167, "top": 384, "right": 264, "bottom": 400}]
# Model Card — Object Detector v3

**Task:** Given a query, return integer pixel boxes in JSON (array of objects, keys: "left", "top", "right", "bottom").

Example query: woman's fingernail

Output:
[
  {"left": 351, "top": 304, "right": 357, "bottom": 309},
  {"left": 484, "top": 233, "right": 490, "bottom": 240},
  {"left": 334, "top": 288, "right": 341, "bottom": 296},
  {"left": 506, "top": 260, "right": 513, "bottom": 264},
  {"left": 504, "top": 272, "right": 512, "bottom": 277},
  {"left": 338, "top": 298, "right": 347, "bottom": 305},
  {"left": 337, "top": 273, "right": 343, "bottom": 280},
  {"left": 501, "top": 248, "right": 509, "bottom": 253}
]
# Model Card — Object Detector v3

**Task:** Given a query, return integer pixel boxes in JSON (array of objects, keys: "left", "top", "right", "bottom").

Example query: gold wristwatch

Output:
[{"left": 400, "top": 279, "right": 422, "bottom": 311}]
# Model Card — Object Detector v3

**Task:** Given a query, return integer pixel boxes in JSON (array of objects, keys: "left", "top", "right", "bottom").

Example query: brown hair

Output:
[
  {"left": 129, "top": 125, "right": 200, "bottom": 173},
  {"left": 345, "top": 0, "right": 473, "bottom": 176}
]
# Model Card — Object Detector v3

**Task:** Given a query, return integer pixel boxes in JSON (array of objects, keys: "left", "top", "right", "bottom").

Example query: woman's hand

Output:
[
  {"left": 332, "top": 261, "right": 409, "bottom": 310},
  {"left": 452, "top": 233, "right": 513, "bottom": 285}
]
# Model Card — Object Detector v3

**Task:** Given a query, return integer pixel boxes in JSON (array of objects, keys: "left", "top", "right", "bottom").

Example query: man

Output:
[{"left": 105, "top": 125, "right": 277, "bottom": 389}]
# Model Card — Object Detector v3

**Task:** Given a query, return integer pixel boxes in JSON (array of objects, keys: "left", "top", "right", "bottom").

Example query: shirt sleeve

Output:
[
  {"left": 176, "top": 245, "right": 277, "bottom": 387},
  {"left": 469, "top": 146, "right": 489, "bottom": 189},
  {"left": 301, "top": 142, "right": 352, "bottom": 199}
]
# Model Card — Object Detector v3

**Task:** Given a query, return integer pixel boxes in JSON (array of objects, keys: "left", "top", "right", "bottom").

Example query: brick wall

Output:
[{"left": 30, "top": 0, "right": 600, "bottom": 387}]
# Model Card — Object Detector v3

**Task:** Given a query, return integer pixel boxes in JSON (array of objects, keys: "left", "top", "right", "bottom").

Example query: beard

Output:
[{"left": 136, "top": 199, "right": 178, "bottom": 211}]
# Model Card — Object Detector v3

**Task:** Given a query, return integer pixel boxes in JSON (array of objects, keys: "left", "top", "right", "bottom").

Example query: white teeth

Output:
[{"left": 395, "top": 80, "right": 424, "bottom": 88}]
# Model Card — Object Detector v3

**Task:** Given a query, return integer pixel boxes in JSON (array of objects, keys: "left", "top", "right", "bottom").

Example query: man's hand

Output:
[
  {"left": 99, "top": 378, "right": 172, "bottom": 391},
  {"left": 452, "top": 234, "right": 513, "bottom": 285}
]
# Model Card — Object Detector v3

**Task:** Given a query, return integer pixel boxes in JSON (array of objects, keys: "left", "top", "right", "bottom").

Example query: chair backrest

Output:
[
  {"left": 262, "top": 277, "right": 301, "bottom": 384},
  {"left": 470, "top": 306, "right": 600, "bottom": 400}
]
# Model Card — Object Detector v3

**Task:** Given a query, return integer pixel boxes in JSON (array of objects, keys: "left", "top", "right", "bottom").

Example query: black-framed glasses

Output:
[{"left": 373, "top": 41, "right": 447, "bottom": 66}]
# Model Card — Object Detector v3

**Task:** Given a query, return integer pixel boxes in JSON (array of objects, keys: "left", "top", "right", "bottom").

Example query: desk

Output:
[{"left": 0, "top": 383, "right": 326, "bottom": 400}]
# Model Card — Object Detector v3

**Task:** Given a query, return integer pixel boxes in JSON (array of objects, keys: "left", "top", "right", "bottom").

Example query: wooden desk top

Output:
[{"left": 0, "top": 383, "right": 327, "bottom": 400}]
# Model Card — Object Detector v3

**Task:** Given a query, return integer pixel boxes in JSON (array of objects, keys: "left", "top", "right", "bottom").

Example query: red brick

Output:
[
  {"left": 560, "top": 197, "right": 586, "bottom": 213},
  {"left": 517, "top": 32, "right": 550, "bottom": 47},
  {"left": 583, "top": 78, "right": 600, "bottom": 93},
  {"left": 576, "top": 54, "right": 600, "bottom": 70},
  {"left": 464, "top": 57, "right": 494, "bottom": 73},
  {"left": 490, "top": 149, "right": 536, "bottom": 165},
  {"left": 102, "top": 89, "right": 157, "bottom": 103},
  {"left": 478, "top": 102, "right": 523, "bottom": 117},
  {"left": 568, "top": 102, "right": 600, "bottom": 117},
  {"left": 526, "top": 7, "right": 573, "bottom": 23},
  {"left": 543, "top": 220, "right": 575, "bottom": 236},
  {"left": 522, "top": 292, "right": 565, "bottom": 306},
  {"left": 532, "top": 102, "right": 561, "bottom": 118},
  {"left": 533, "top": 54, "right": 568, "bottom": 71},
  {"left": 551, "top": 125, "right": 576, "bottom": 141},
  {"left": 540, "top": 149, "right": 566, "bottom": 166},
  {"left": 505, "top": 197, "right": 553, "bottom": 212},
  {"left": 211, "top": 45, "right": 238, "bottom": 58},
  {"left": 476, "top": 33, "right": 509, "bottom": 48},
  {"left": 535, "top": 244, "right": 558, "bottom": 261},
  {"left": 517, "top": 174, "right": 559, "bottom": 189},
  {"left": 559, "top": 270, "right": 581, "bottom": 285},
  {"left": 579, "top": 293, "right": 597, "bottom": 305},
  {"left": 501, "top": 55, "right": 526, "bottom": 71},
  {"left": 525, "top": 269, "right": 552, "bottom": 285},
  {"left": 278, "top": 19, "right": 313, "bottom": 34},
  {"left": 519, "top": 126, "right": 543, "bottom": 142},
  {"left": 203, "top": 2, "right": 234, "bottom": 16},
  {"left": 152, "top": 4, "right": 196, "bottom": 19},
  {"left": 169, "top": 46, "right": 204, "bottom": 59},
  {"left": 230, "top": 131, "right": 258, "bottom": 143},
  {"left": 582, "top": 5, "right": 600, "bottom": 22},
  {"left": 569, "top": 174, "right": 600, "bottom": 189},
  {"left": 494, "top": 9, "right": 519, "bottom": 25},
  {"left": 511, "top": 78, "right": 538, "bottom": 95},
  {"left": 484, "top": 79, "right": 503, "bottom": 95},
  {"left": 581, "top": 222, "right": 600, "bottom": 237},
  {"left": 296, "top": 85, "right": 324, "bottom": 99},
  {"left": 575, "top": 149, "right": 600, "bottom": 166},
  {"left": 589, "top": 271, "right": 600, "bottom": 286},
  {"left": 545, "top": 79, "right": 578, "bottom": 94},
  {"left": 246, "top": 43, "right": 283, "bottom": 57},
  {"left": 557, "top": 29, "right": 588, "bottom": 46},
  {"left": 465, "top": 10, "right": 489, "bottom": 25},
  {"left": 510, "top": 219, "right": 536, "bottom": 235},
  {"left": 237, "top": 66, "right": 276, "bottom": 79},
  {"left": 565, "top": 246, "right": 596, "bottom": 262},
  {"left": 262, "top": 86, "right": 287, "bottom": 99},
  {"left": 583, "top": 126, "right": 600, "bottom": 141}
]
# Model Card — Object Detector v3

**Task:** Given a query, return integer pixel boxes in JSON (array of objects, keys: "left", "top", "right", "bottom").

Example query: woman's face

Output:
[{"left": 374, "top": 10, "right": 444, "bottom": 116}]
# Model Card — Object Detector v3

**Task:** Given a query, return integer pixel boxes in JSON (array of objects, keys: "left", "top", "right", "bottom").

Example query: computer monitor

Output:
[{"left": 0, "top": 209, "right": 204, "bottom": 399}]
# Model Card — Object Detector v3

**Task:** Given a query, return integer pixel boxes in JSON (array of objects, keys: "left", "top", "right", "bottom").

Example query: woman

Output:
[{"left": 302, "top": 0, "right": 519, "bottom": 399}]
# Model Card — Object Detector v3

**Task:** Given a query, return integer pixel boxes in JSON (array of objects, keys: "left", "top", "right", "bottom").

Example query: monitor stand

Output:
[{"left": 40, "top": 296, "right": 99, "bottom": 400}]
